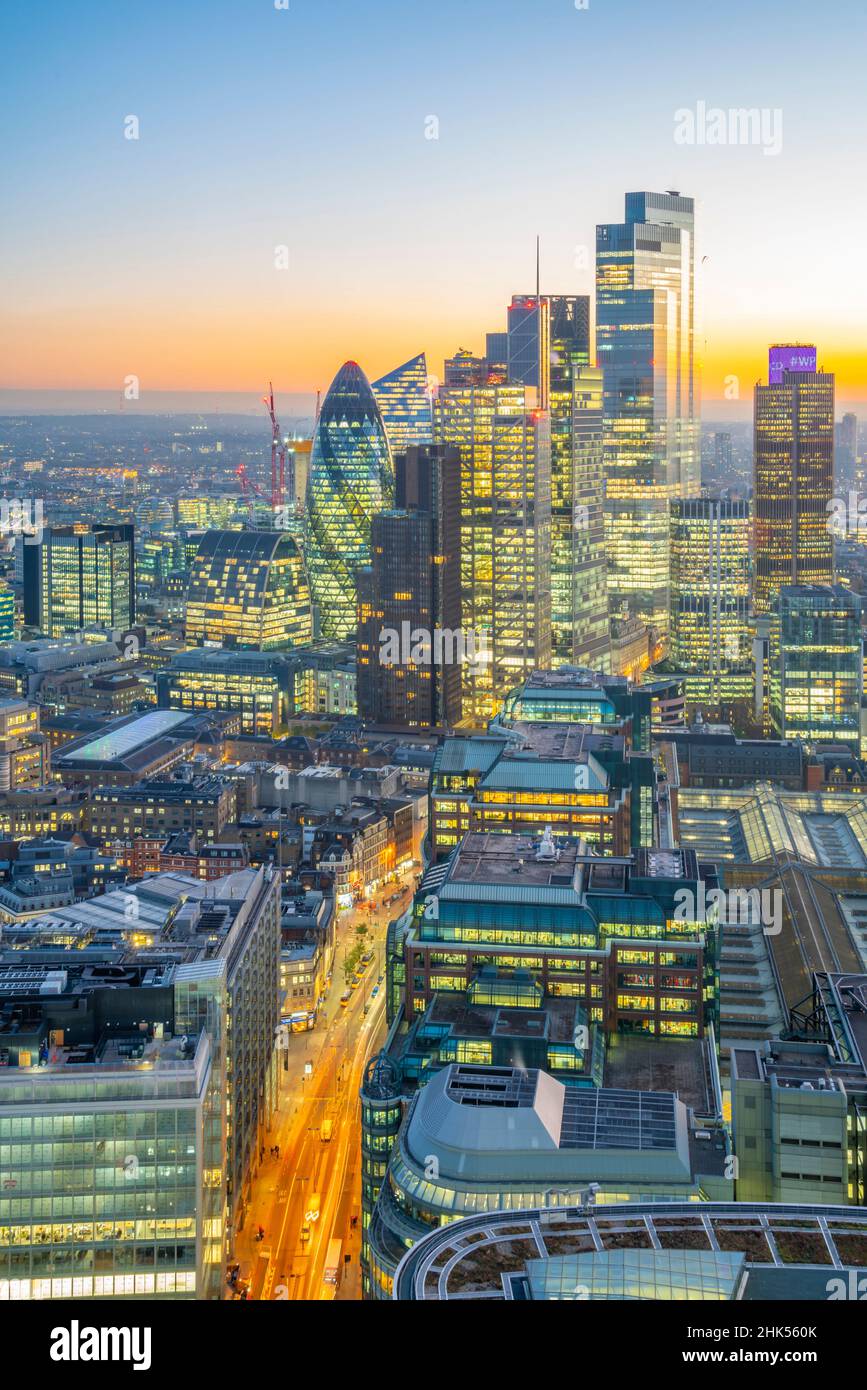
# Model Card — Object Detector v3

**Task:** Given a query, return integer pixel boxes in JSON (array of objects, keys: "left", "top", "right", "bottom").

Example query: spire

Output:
[{"left": 535, "top": 234, "right": 540, "bottom": 300}]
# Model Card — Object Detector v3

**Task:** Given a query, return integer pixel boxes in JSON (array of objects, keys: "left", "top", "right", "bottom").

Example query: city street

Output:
[{"left": 228, "top": 886, "right": 407, "bottom": 1300}]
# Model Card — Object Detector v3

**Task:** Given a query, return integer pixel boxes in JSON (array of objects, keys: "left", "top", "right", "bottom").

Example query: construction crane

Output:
[
  {"left": 235, "top": 462, "right": 264, "bottom": 525},
  {"left": 263, "top": 382, "right": 294, "bottom": 512}
]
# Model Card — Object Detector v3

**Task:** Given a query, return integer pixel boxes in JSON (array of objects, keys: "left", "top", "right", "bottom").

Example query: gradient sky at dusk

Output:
[{"left": 2, "top": 0, "right": 865, "bottom": 416}]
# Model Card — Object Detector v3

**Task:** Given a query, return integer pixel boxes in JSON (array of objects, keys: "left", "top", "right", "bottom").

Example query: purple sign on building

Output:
[{"left": 769, "top": 344, "right": 817, "bottom": 384}]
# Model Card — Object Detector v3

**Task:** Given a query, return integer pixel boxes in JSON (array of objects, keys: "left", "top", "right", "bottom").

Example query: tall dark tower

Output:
[
  {"left": 357, "top": 445, "right": 461, "bottom": 727},
  {"left": 753, "top": 347, "right": 834, "bottom": 616}
]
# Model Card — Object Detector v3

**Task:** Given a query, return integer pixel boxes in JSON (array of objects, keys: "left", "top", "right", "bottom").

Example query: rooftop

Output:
[{"left": 393, "top": 1203, "right": 867, "bottom": 1301}]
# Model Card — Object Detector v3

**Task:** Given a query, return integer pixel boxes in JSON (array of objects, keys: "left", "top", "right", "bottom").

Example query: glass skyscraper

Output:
[
  {"left": 753, "top": 353, "right": 834, "bottom": 616},
  {"left": 433, "top": 384, "right": 551, "bottom": 725},
  {"left": 507, "top": 295, "right": 550, "bottom": 406},
  {"left": 669, "top": 498, "right": 751, "bottom": 711},
  {"left": 371, "top": 352, "right": 433, "bottom": 457},
  {"left": 545, "top": 296, "right": 609, "bottom": 668},
  {"left": 305, "top": 361, "right": 393, "bottom": 638},
  {"left": 184, "top": 529, "right": 312, "bottom": 650},
  {"left": 768, "top": 585, "right": 863, "bottom": 749},
  {"left": 596, "top": 191, "right": 699, "bottom": 637},
  {"left": 23, "top": 524, "right": 135, "bottom": 638}
]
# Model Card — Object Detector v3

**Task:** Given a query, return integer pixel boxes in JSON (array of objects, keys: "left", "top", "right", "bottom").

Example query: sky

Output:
[{"left": 1, "top": 0, "right": 866, "bottom": 419}]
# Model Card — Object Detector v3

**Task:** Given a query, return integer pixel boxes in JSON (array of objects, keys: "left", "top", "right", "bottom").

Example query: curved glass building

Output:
[
  {"left": 184, "top": 528, "right": 312, "bottom": 650},
  {"left": 305, "top": 361, "right": 393, "bottom": 638}
]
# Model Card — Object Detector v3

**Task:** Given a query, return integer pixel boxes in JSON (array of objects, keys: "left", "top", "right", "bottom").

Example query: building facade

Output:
[
  {"left": 768, "top": 585, "right": 862, "bottom": 749},
  {"left": 753, "top": 352, "right": 834, "bottom": 616},
  {"left": 433, "top": 384, "right": 552, "bottom": 724},
  {"left": 305, "top": 361, "right": 394, "bottom": 638},
  {"left": 184, "top": 529, "right": 312, "bottom": 651},
  {"left": 596, "top": 191, "right": 699, "bottom": 635}
]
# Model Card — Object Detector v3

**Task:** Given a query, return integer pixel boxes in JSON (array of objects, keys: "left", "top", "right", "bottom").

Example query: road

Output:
[{"left": 229, "top": 886, "right": 405, "bottom": 1300}]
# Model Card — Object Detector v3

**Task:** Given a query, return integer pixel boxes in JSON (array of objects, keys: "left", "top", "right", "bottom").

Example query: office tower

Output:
[
  {"left": 305, "top": 361, "right": 393, "bottom": 638},
  {"left": 596, "top": 191, "right": 699, "bottom": 635},
  {"left": 0, "top": 866, "right": 281, "bottom": 1300},
  {"left": 753, "top": 352, "right": 834, "bottom": 616},
  {"left": 357, "top": 445, "right": 461, "bottom": 728},
  {"left": 433, "top": 384, "right": 551, "bottom": 724},
  {"left": 546, "top": 292, "right": 609, "bottom": 667},
  {"left": 669, "top": 498, "right": 751, "bottom": 709},
  {"left": 836, "top": 412, "right": 858, "bottom": 488},
  {"left": 485, "top": 331, "right": 508, "bottom": 378},
  {"left": 507, "top": 294, "right": 550, "bottom": 406},
  {"left": 158, "top": 649, "right": 295, "bottom": 735},
  {"left": 0, "top": 586, "right": 14, "bottom": 643},
  {"left": 175, "top": 495, "right": 241, "bottom": 530},
  {"left": 713, "top": 432, "right": 733, "bottom": 474},
  {"left": 443, "top": 349, "right": 487, "bottom": 387},
  {"left": 768, "top": 585, "right": 862, "bottom": 749},
  {"left": 371, "top": 352, "right": 433, "bottom": 456},
  {"left": 184, "top": 529, "right": 313, "bottom": 650},
  {"left": 23, "top": 524, "right": 135, "bottom": 637}
]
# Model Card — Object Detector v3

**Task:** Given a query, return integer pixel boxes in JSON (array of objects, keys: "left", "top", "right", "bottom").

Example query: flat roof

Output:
[{"left": 57, "top": 710, "right": 190, "bottom": 764}]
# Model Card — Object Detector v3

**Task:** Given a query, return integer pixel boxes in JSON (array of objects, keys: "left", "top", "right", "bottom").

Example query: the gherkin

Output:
[{"left": 305, "top": 360, "right": 393, "bottom": 638}]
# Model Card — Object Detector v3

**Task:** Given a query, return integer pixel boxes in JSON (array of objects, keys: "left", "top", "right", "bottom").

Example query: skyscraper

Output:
[
  {"left": 507, "top": 294, "right": 550, "bottom": 407},
  {"left": 356, "top": 444, "right": 462, "bottom": 728},
  {"left": 768, "top": 585, "right": 862, "bottom": 749},
  {"left": 596, "top": 191, "right": 699, "bottom": 635},
  {"left": 305, "top": 361, "right": 393, "bottom": 638},
  {"left": 434, "top": 384, "right": 551, "bottom": 724},
  {"left": 23, "top": 524, "right": 135, "bottom": 638},
  {"left": 836, "top": 412, "right": 858, "bottom": 489},
  {"left": 545, "top": 296, "right": 609, "bottom": 668},
  {"left": 184, "top": 529, "right": 312, "bottom": 650},
  {"left": 669, "top": 498, "right": 751, "bottom": 712},
  {"left": 753, "top": 351, "right": 834, "bottom": 616},
  {"left": 371, "top": 352, "right": 433, "bottom": 457}
]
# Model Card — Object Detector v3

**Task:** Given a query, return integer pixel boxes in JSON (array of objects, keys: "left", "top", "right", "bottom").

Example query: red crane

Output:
[
  {"left": 235, "top": 462, "right": 264, "bottom": 524},
  {"left": 263, "top": 382, "right": 289, "bottom": 511}
]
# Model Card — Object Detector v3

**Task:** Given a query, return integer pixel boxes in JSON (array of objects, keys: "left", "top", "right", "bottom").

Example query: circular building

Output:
[
  {"left": 305, "top": 361, "right": 393, "bottom": 638},
  {"left": 184, "top": 528, "right": 312, "bottom": 650}
]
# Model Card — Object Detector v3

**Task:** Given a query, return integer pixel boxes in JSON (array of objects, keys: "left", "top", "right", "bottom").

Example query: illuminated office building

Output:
[
  {"left": 175, "top": 495, "right": 241, "bottom": 530},
  {"left": 372, "top": 353, "right": 433, "bottom": 456},
  {"left": 836, "top": 412, "right": 858, "bottom": 489},
  {"left": 356, "top": 445, "right": 461, "bottom": 728},
  {"left": 556, "top": 362, "right": 610, "bottom": 668},
  {"left": 305, "top": 361, "right": 393, "bottom": 638},
  {"left": 0, "top": 587, "right": 14, "bottom": 643},
  {"left": 753, "top": 352, "right": 834, "bottom": 616},
  {"left": 768, "top": 585, "right": 862, "bottom": 750},
  {"left": 443, "top": 349, "right": 487, "bottom": 387},
  {"left": 23, "top": 524, "right": 135, "bottom": 638},
  {"left": 668, "top": 498, "right": 751, "bottom": 711},
  {"left": 433, "top": 384, "right": 551, "bottom": 725},
  {"left": 184, "top": 529, "right": 312, "bottom": 651},
  {"left": 596, "top": 191, "right": 699, "bottom": 635},
  {"left": 158, "top": 650, "right": 294, "bottom": 735}
]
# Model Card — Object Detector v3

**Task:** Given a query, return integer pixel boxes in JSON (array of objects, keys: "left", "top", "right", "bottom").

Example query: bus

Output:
[
  {"left": 323, "top": 1237, "right": 342, "bottom": 1288},
  {"left": 289, "top": 1010, "right": 314, "bottom": 1033}
]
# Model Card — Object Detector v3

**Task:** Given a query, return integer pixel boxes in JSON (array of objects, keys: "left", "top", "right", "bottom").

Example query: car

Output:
[
  {"left": 299, "top": 1224, "right": 311, "bottom": 1244},
  {"left": 371, "top": 985, "right": 379, "bottom": 997},
  {"left": 340, "top": 990, "right": 351, "bottom": 1006}
]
